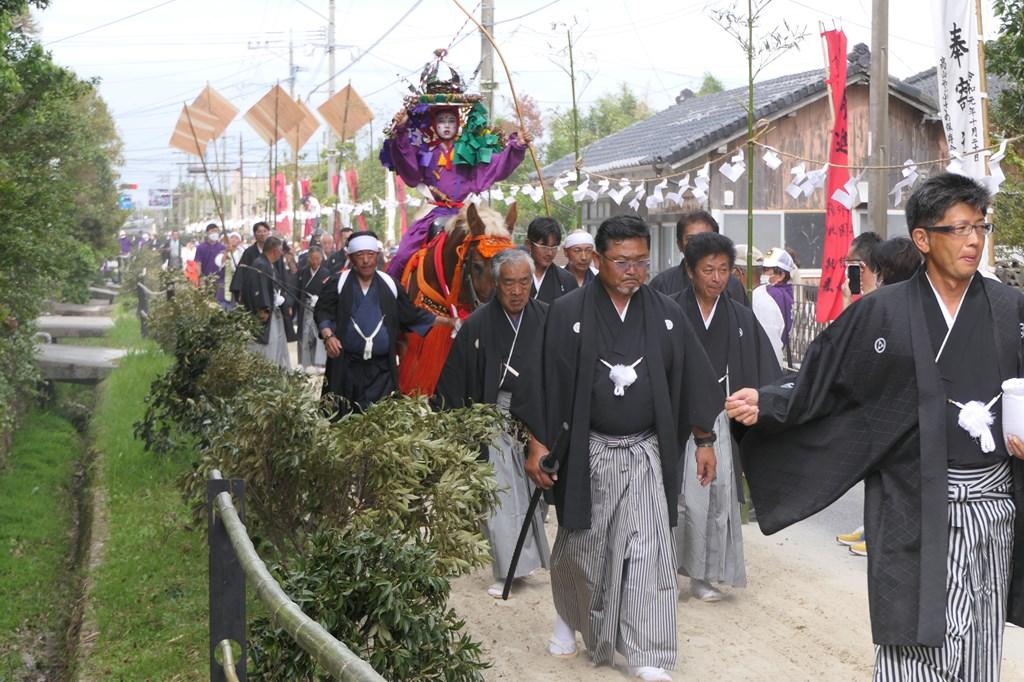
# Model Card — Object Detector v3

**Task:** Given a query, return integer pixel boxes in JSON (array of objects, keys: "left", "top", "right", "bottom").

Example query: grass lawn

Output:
[
  {"left": 0, "top": 410, "right": 82, "bottom": 678},
  {"left": 77, "top": 329, "right": 210, "bottom": 679}
]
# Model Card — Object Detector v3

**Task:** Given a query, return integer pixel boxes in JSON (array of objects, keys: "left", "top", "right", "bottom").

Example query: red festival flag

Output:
[{"left": 816, "top": 29, "right": 854, "bottom": 323}]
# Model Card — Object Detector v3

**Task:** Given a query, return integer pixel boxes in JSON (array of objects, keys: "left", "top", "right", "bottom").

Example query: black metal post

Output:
[
  {"left": 208, "top": 478, "right": 247, "bottom": 681},
  {"left": 136, "top": 284, "right": 149, "bottom": 338}
]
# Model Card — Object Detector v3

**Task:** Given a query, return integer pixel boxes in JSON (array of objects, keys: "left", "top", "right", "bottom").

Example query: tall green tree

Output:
[
  {"left": 697, "top": 72, "right": 726, "bottom": 96},
  {"left": 0, "top": 0, "right": 124, "bottom": 442},
  {"left": 987, "top": 0, "right": 1024, "bottom": 248},
  {"left": 544, "top": 83, "right": 651, "bottom": 165}
]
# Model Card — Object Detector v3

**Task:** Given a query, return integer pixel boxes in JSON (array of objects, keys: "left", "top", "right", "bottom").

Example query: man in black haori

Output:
[
  {"left": 517, "top": 214, "right": 722, "bottom": 682},
  {"left": 296, "top": 247, "right": 327, "bottom": 370},
  {"left": 229, "top": 220, "right": 270, "bottom": 307},
  {"left": 727, "top": 173, "right": 1024, "bottom": 681},
  {"left": 435, "top": 248, "right": 551, "bottom": 599},
  {"left": 673, "top": 233, "right": 780, "bottom": 603},
  {"left": 314, "top": 231, "right": 450, "bottom": 416},
  {"left": 649, "top": 210, "right": 748, "bottom": 303},
  {"left": 244, "top": 235, "right": 291, "bottom": 369},
  {"left": 526, "top": 216, "right": 578, "bottom": 304}
]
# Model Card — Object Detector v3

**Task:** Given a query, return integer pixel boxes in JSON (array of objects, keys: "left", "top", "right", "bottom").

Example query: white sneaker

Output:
[
  {"left": 690, "top": 579, "right": 724, "bottom": 602},
  {"left": 631, "top": 666, "right": 673, "bottom": 681}
]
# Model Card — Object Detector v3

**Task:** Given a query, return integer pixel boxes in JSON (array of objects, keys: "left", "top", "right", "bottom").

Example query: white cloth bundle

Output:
[{"left": 599, "top": 357, "right": 643, "bottom": 396}]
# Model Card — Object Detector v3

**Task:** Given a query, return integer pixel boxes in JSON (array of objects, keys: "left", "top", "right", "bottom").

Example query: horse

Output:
[{"left": 398, "top": 202, "right": 518, "bottom": 396}]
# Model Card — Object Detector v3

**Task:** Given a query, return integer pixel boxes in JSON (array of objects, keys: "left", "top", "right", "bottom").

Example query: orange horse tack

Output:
[{"left": 398, "top": 224, "right": 513, "bottom": 397}]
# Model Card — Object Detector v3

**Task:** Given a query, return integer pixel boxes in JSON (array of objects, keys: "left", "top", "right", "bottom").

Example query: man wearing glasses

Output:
[
  {"left": 517, "top": 214, "right": 722, "bottom": 681},
  {"left": 526, "top": 217, "right": 579, "bottom": 304},
  {"left": 726, "top": 173, "right": 1024, "bottom": 680}
]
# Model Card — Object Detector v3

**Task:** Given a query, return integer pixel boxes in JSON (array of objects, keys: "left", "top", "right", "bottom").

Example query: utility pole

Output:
[
  {"left": 326, "top": 0, "right": 337, "bottom": 235},
  {"left": 868, "top": 0, "right": 889, "bottom": 237},
  {"left": 480, "top": 0, "right": 496, "bottom": 121},
  {"left": 238, "top": 134, "right": 245, "bottom": 223}
]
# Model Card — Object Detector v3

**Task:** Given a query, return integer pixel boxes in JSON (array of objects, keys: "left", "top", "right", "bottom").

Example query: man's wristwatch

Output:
[{"left": 694, "top": 433, "right": 717, "bottom": 448}]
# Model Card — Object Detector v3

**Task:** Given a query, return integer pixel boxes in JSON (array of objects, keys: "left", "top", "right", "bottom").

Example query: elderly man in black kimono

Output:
[
  {"left": 727, "top": 173, "right": 1024, "bottom": 681},
  {"left": 649, "top": 211, "right": 748, "bottom": 304},
  {"left": 517, "top": 214, "right": 722, "bottom": 682},
  {"left": 672, "top": 232, "right": 781, "bottom": 604},
  {"left": 244, "top": 235, "right": 291, "bottom": 369},
  {"left": 314, "top": 231, "right": 449, "bottom": 416},
  {"left": 435, "top": 248, "right": 551, "bottom": 599},
  {"left": 296, "top": 247, "right": 328, "bottom": 370}
]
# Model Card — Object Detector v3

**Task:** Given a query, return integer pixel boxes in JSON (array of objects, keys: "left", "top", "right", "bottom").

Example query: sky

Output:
[{"left": 33, "top": 0, "right": 1001, "bottom": 202}]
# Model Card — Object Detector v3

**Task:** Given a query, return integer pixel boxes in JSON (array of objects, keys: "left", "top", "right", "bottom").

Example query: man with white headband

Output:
[
  {"left": 314, "top": 230, "right": 453, "bottom": 416},
  {"left": 563, "top": 229, "right": 598, "bottom": 288}
]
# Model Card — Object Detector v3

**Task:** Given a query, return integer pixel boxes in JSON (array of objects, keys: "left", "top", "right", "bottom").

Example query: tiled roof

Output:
[{"left": 539, "top": 44, "right": 939, "bottom": 179}]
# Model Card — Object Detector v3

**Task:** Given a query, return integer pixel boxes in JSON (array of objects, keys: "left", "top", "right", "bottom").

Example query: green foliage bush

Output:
[
  {"left": 0, "top": 0, "right": 123, "bottom": 450},
  {"left": 249, "top": 528, "right": 489, "bottom": 681},
  {"left": 137, "top": 282, "right": 502, "bottom": 679}
]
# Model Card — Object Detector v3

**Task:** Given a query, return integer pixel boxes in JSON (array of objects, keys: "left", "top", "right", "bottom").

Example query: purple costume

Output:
[
  {"left": 382, "top": 124, "right": 525, "bottom": 278},
  {"left": 194, "top": 240, "right": 227, "bottom": 304},
  {"left": 765, "top": 281, "right": 794, "bottom": 346}
]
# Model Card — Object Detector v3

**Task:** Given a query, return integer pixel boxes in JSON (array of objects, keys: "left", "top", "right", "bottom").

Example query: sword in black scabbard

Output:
[{"left": 502, "top": 431, "right": 565, "bottom": 601}]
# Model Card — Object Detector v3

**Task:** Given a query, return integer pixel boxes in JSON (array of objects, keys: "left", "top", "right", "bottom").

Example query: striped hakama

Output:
[
  {"left": 550, "top": 430, "right": 678, "bottom": 669},
  {"left": 874, "top": 459, "right": 1015, "bottom": 681},
  {"left": 482, "top": 391, "right": 550, "bottom": 581},
  {"left": 674, "top": 409, "right": 746, "bottom": 587},
  {"left": 249, "top": 307, "right": 291, "bottom": 370},
  {"left": 298, "top": 304, "right": 326, "bottom": 367}
]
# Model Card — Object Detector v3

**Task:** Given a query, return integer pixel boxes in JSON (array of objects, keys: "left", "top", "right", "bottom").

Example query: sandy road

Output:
[{"left": 450, "top": 486, "right": 1024, "bottom": 681}]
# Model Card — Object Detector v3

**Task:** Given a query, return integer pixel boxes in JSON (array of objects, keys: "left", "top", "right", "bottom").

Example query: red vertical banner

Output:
[
  {"left": 346, "top": 169, "right": 367, "bottom": 230},
  {"left": 273, "top": 172, "right": 290, "bottom": 237},
  {"left": 816, "top": 29, "right": 854, "bottom": 323}
]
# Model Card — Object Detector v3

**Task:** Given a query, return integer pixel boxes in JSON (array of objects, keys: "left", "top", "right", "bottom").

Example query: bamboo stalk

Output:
[
  {"left": 212, "top": 483, "right": 385, "bottom": 681},
  {"left": 450, "top": 0, "right": 551, "bottom": 216},
  {"left": 183, "top": 105, "right": 227, "bottom": 230},
  {"left": 218, "top": 639, "right": 241, "bottom": 682}
]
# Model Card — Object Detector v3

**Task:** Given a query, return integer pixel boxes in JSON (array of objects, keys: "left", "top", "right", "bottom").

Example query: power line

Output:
[
  {"left": 494, "top": 0, "right": 562, "bottom": 25},
  {"left": 308, "top": 0, "right": 425, "bottom": 97},
  {"left": 293, "top": 0, "right": 329, "bottom": 21},
  {"left": 46, "top": 0, "right": 180, "bottom": 46}
]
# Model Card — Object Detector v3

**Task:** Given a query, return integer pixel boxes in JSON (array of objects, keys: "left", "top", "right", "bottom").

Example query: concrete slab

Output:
[
  {"left": 35, "top": 315, "right": 114, "bottom": 339},
  {"left": 88, "top": 286, "right": 118, "bottom": 302},
  {"left": 36, "top": 344, "right": 126, "bottom": 384},
  {"left": 48, "top": 302, "right": 115, "bottom": 317}
]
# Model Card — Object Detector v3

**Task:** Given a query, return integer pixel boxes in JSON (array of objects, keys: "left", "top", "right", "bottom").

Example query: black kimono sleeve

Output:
[
  {"left": 247, "top": 260, "right": 275, "bottom": 313},
  {"left": 674, "top": 310, "right": 725, "bottom": 436},
  {"left": 395, "top": 285, "right": 435, "bottom": 336},
  {"left": 433, "top": 320, "right": 477, "bottom": 410},
  {"left": 314, "top": 273, "right": 340, "bottom": 332}
]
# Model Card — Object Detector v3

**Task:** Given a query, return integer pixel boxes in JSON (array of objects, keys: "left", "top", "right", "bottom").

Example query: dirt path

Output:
[{"left": 450, "top": 520, "right": 1024, "bottom": 681}]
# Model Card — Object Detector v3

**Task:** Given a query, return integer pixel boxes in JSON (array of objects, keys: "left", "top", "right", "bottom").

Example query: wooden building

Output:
[{"left": 541, "top": 44, "right": 949, "bottom": 273}]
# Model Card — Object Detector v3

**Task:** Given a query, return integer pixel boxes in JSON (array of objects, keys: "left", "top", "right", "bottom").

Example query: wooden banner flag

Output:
[
  {"left": 317, "top": 84, "right": 373, "bottom": 141},
  {"left": 244, "top": 84, "right": 305, "bottom": 145},
  {"left": 284, "top": 100, "right": 320, "bottom": 154},
  {"left": 192, "top": 85, "right": 238, "bottom": 140},
  {"left": 168, "top": 104, "right": 220, "bottom": 157}
]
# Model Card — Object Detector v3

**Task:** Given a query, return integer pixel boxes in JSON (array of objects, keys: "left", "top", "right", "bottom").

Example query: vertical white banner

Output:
[
  {"left": 337, "top": 171, "right": 352, "bottom": 229},
  {"left": 934, "top": 0, "right": 985, "bottom": 176},
  {"left": 384, "top": 169, "right": 397, "bottom": 245}
]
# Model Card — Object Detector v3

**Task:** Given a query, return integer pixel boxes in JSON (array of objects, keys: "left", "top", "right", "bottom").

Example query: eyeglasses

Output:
[
  {"left": 530, "top": 240, "right": 560, "bottom": 253},
  {"left": 600, "top": 254, "right": 651, "bottom": 272},
  {"left": 566, "top": 246, "right": 594, "bottom": 256},
  {"left": 923, "top": 222, "right": 994, "bottom": 237}
]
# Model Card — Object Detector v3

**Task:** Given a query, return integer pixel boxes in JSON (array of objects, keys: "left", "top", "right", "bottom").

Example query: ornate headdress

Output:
[{"left": 382, "top": 49, "right": 506, "bottom": 169}]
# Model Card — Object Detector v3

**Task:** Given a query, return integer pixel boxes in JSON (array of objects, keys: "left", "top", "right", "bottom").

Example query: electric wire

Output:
[{"left": 46, "top": 0, "right": 180, "bottom": 46}]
